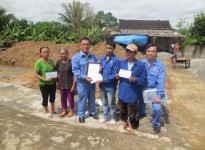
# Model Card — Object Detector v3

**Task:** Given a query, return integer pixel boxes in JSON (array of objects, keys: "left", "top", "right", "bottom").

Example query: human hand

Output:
[
  {"left": 86, "top": 76, "right": 92, "bottom": 82},
  {"left": 115, "top": 74, "right": 120, "bottom": 79},
  {"left": 45, "top": 78, "right": 52, "bottom": 81},
  {"left": 96, "top": 80, "right": 103, "bottom": 84},
  {"left": 153, "top": 97, "right": 161, "bottom": 103},
  {"left": 70, "top": 86, "right": 75, "bottom": 93},
  {"left": 129, "top": 77, "right": 137, "bottom": 82}
]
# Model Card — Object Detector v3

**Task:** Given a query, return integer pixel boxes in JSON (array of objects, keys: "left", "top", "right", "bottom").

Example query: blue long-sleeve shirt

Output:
[
  {"left": 72, "top": 51, "right": 98, "bottom": 84},
  {"left": 99, "top": 54, "right": 120, "bottom": 92},
  {"left": 141, "top": 59, "right": 166, "bottom": 99},
  {"left": 118, "top": 59, "right": 147, "bottom": 103}
]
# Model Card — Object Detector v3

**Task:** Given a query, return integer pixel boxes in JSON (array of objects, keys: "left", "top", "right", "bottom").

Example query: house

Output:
[{"left": 111, "top": 19, "right": 184, "bottom": 52}]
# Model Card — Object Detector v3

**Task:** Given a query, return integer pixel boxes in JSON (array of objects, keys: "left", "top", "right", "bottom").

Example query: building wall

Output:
[
  {"left": 149, "top": 37, "right": 173, "bottom": 52},
  {"left": 184, "top": 45, "right": 205, "bottom": 59}
]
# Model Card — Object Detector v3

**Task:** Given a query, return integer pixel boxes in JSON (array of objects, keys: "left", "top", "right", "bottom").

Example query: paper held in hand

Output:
[
  {"left": 91, "top": 74, "right": 103, "bottom": 84},
  {"left": 119, "top": 69, "right": 131, "bottom": 79},
  {"left": 87, "top": 63, "right": 100, "bottom": 78},
  {"left": 87, "top": 62, "right": 101, "bottom": 83},
  {"left": 143, "top": 89, "right": 168, "bottom": 103},
  {"left": 46, "top": 72, "right": 57, "bottom": 79}
]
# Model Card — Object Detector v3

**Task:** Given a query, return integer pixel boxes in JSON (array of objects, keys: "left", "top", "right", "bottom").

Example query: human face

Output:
[
  {"left": 80, "top": 39, "right": 90, "bottom": 55},
  {"left": 60, "top": 51, "right": 68, "bottom": 60},
  {"left": 146, "top": 46, "right": 157, "bottom": 61},
  {"left": 41, "top": 47, "right": 50, "bottom": 59},
  {"left": 126, "top": 49, "right": 136, "bottom": 60},
  {"left": 105, "top": 44, "right": 115, "bottom": 56}
]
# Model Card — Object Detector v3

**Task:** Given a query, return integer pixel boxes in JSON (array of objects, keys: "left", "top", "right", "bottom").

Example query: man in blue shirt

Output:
[
  {"left": 97, "top": 41, "right": 120, "bottom": 126},
  {"left": 117, "top": 44, "right": 147, "bottom": 130},
  {"left": 140, "top": 44, "right": 166, "bottom": 133},
  {"left": 72, "top": 37, "right": 99, "bottom": 123}
]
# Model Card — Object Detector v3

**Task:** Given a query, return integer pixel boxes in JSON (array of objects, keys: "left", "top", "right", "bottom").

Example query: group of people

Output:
[{"left": 34, "top": 36, "right": 166, "bottom": 134}]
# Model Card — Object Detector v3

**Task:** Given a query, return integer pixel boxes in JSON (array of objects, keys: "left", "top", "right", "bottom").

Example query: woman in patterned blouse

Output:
[{"left": 56, "top": 48, "right": 75, "bottom": 117}]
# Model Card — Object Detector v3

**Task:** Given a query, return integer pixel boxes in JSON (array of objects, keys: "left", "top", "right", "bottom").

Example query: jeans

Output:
[{"left": 100, "top": 89, "right": 116, "bottom": 121}]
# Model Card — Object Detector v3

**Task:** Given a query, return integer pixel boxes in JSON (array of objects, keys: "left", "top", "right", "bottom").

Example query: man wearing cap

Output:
[
  {"left": 140, "top": 43, "right": 166, "bottom": 133},
  {"left": 72, "top": 37, "right": 99, "bottom": 123},
  {"left": 116, "top": 44, "right": 146, "bottom": 130}
]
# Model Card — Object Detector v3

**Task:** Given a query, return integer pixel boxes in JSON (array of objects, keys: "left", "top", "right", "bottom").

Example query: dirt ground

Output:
[
  {"left": 1, "top": 41, "right": 205, "bottom": 149},
  {"left": 0, "top": 41, "right": 144, "bottom": 68}
]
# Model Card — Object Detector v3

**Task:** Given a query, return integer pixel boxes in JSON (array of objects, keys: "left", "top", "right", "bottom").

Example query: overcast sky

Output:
[{"left": 0, "top": 0, "right": 204, "bottom": 27}]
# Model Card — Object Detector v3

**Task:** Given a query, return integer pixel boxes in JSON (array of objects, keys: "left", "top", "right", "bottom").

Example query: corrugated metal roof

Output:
[{"left": 111, "top": 29, "right": 184, "bottom": 38}]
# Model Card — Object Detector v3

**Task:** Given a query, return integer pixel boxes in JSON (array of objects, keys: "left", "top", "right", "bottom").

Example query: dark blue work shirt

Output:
[
  {"left": 118, "top": 59, "right": 147, "bottom": 103},
  {"left": 99, "top": 54, "right": 120, "bottom": 92}
]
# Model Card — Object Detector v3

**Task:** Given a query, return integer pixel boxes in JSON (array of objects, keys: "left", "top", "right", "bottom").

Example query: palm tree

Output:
[{"left": 59, "top": 1, "right": 95, "bottom": 29}]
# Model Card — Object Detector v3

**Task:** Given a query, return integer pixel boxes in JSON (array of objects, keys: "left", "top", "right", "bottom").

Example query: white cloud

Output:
[{"left": 0, "top": 0, "right": 204, "bottom": 26}]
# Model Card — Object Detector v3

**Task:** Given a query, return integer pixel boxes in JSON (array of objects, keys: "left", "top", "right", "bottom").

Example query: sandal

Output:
[
  {"left": 99, "top": 119, "right": 108, "bottom": 124},
  {"left": 122, "top": 122, "right": 128, "bottom": 129},
  {"left": 59, "top": 111, "right": 67, "bottom": 117},
  {"left": 109, "top": 120, "right": 116, "bottom": 127},
  {"left": 67, "top": 111, "right": 74, "bottom": 118}
]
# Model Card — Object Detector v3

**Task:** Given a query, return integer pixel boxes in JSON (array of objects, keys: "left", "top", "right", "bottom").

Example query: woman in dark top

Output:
[{"left": 56, "top": 48, "right": 75, "bottom": 117}]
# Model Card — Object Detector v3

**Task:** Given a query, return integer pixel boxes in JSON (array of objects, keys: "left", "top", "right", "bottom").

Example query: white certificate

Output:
[
  {"left": 46, "top": 72, "right": 57, "bottom": 79},
  {"left": 87, "top": 62, "right": 100, "bottom": 79},
  {"left": 143, "top": 89, "right": 167, "bottom": 103},
  {"left": 119, "top": 69, "right": 131, "bottom": 79},
  {"left": 91, "top": 74, "right": 103, "bottom": 84}
]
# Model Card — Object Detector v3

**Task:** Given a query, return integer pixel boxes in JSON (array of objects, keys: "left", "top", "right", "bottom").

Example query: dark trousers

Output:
[
  {"left": 119, "top": 99, "right": 139, "bottom": 129},
  {"left": 40, "top": 84, "right": 56, "bottom": 107}
]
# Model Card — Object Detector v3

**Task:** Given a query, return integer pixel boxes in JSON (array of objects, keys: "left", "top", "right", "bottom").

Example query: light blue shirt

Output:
[
  {"left": 141, "top": 59, "right": 166, "bottom": 99},
  {"left": 72, "top": 51, "right": 98, "bottom": 84}
]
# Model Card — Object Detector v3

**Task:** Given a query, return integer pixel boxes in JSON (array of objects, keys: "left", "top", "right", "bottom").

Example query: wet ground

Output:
[{"left": 0, "top": 64, "right": 205, "bottom": 150}]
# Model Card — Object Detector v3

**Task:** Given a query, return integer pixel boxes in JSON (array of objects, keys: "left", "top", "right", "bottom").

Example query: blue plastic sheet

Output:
[{"left": 113, "top": 35, "right": 148, "bottom": 46}]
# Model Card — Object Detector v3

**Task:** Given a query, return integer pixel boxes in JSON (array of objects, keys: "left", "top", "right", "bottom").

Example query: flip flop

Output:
[
  {"left": 122, "top": 122, "right": 128, "bottom": 129},
  {"left": 109, "top": 120, "right": 116, "bottom": 127},
  {"left": 99, "top": 119, "right": 108, "bottom": 124}
]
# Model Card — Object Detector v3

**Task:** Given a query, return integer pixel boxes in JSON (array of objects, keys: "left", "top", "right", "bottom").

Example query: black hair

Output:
[
  {"left": 105, "top": 40, "right": 116, "bottom": 48},
  {"left": 39, "top": 46, "right": 50, "bottom": 58},
  {"left": 146, "top": 43, "right": 159, "bottom": 51},
  {"left": 79, "top": 36, "right": 91, "bottom": 44}
]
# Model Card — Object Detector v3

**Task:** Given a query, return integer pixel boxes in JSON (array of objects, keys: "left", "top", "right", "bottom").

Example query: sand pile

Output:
[{"left": 189, "top": 59, "right": 205, "bottom": 80}]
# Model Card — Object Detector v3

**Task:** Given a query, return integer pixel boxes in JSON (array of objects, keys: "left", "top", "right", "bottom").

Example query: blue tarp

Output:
[{"left": 113, "top": 35, "right": 148, "bottom": 46}]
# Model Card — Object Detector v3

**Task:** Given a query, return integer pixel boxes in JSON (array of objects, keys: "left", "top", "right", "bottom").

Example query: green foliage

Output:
[
  {"left": 175, "top": 18, "right": 189, "bottom": 35},
  {"left": 58, "top": 1, "right": 111, "bottom": 44},
  {"left": 0, "top": 2, "right": 116, "bottom": 44},
  {"left": 175, "top": 12, "right": 205, "bottom": 46},
  {"left": 94, "top": 11, "right": 118, "bottom": 28},
  {"left": 190, "top": 12, "right": 205, "bottom": 45},
  {"left": 0, "top": 6, "right": 15, "bottom": 31},
  {"left": 59, "top": 1, "right": 95, "bottom": 29}
]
